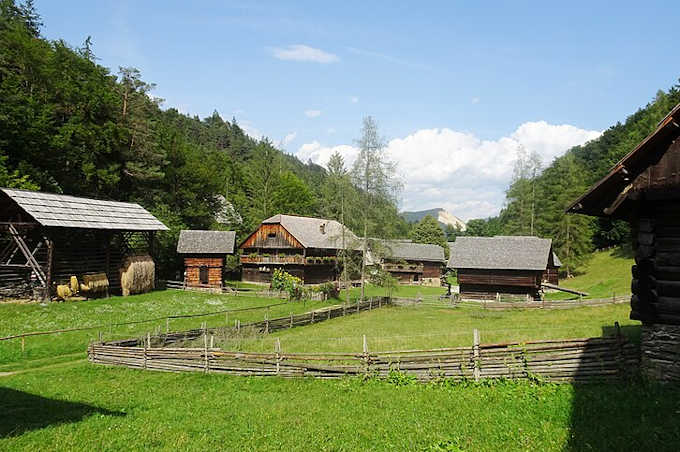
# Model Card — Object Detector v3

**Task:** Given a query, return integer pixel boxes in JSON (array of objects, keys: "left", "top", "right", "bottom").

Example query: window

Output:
[
  {"left": 268, "top": 232, "right": 276, "bottom": 238},
  {"left": 199, "top": 266, "right": 209, "bottom": 285}
]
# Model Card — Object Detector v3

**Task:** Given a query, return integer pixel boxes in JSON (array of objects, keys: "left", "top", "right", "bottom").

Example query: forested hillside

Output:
[
  {"left": 0, "top": 1, "right": 408, "bottom": 277},
  {"left": 467, "top": 84, "right": 680, "bottom": 275}
]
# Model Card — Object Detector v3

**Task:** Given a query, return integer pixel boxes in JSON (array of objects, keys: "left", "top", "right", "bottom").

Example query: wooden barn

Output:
[
  {"left": 448, "top": 236, "right": 559, "bottom": 300},
  {"left": 239, "top": 214, "right": 358, "bottom": 284},
  {"left": 567, "top": 103, "right": 680, "bottom": 380},
  {"left": 177, "top": 230, "right": 235, "bottom": 289},
  {"left": 375, "top": 240, "right": 445, "bottom": 286},
  {"left": 0, "top": 188, "right": 168, "bottom": 300}
]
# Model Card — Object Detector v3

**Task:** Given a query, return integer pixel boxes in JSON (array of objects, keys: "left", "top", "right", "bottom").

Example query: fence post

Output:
[
  {"left": 21, "top": 336, "right": 25, "bottom": 353},
  {"left": 143, "top": 335, "right": 148, "bottom": 370},
  {"left": 265, "top": 311, "right": 269, "bottom": 334},
  {"left": 166, "top": 317, "right": 170, "bottom": 334},
  {"left": 369, "top": 298, "right": 373, "bottom": 310},
  {"left": 328, "top": 308, "right": 331, "bottom": 320},
  {"left": 290, "top": 312, "right": 293, "bottom": 329},
  {"left": 203, "top": 330, "right": 209, "bottom": 374},
  {"left": 311, "top": 311, "right": 315, "bottom": 324},
  {"left": 275, "top": 338, "right": 281, "bottom": 375},
  {"left": 473, "top": 329, "right": 480, "bottom": 382},
  {"left": 210, "top": 334, "right": 214, "bottom": 349},
  {"left": 363, "top": 334, "right": 369, "bottom": 375},
  {"left": 614, "top": 321, "right": 625, "bottom": 377},
  {"left": 98, "top": 331, "right": 102, "bottom": 343},
  {"left": 225, "top": 312, "right": 229, "bottom": 328}
]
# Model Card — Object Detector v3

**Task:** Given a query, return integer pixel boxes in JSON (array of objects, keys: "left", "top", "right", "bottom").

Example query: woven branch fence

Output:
[
  {"left": 101, "top": 297, "right": 391, "bottom": 348},
  {"left": 392, "top": 295, "right": 631, "bottom": 310},
  {"left": 89, "top": 321, "right": 639, "bottom": 383}
]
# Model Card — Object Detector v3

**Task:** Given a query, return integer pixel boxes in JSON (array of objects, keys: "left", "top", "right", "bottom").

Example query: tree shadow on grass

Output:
[
  {"left": 567, "top": 323, "right": 680, "bottom": 451},
  {"left": 0, "top": 387, "right": 125, "bottom": 438}
]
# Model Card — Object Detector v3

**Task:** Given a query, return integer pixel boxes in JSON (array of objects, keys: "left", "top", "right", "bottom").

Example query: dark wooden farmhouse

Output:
[
  {"left": 448, "top": 236, "right": 559, "bottom": 300},
  {"left": 239, "top": 214, "right": 358, "bottom": 284},
  {"left": 567, "top": 103, "right": 680, "bottom": 380},
  {"left": 376, "top": 240, "right": 445, "bottom": 286},
  {"left": 177, "top": 230, "right": 236, "bottom": 289},
  {"left": 0, "top": 188, "right": 168, "bottom": 300}
]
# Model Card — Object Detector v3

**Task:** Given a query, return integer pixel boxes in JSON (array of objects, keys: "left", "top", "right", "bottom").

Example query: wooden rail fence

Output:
[
  {"left": 102, "top": 297, "right": 391, "bottom": 348},
  {"left": 89, "top": 324, "right": 639, "bottom": 383},
  {"left": 392, "top": 295, "right": 630, "bottom": 310}
]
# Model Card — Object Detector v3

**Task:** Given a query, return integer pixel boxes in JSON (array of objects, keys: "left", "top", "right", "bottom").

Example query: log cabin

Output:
[
  {"left": 374, "top": 240, "right": 445, "bottom": 286},
  {"left": 177, "top": 230, "right": 236, "bottom": 289},
  {"left": 448, "top": 236, "right": 559, "bottom": 300},
  {"left": 239, "top": 214, "right": 358, "bottom": 284},
  {"left": 0, "top": 188, "right": 168, "bottom": 300},
  {"left": 567, "top": 102, "right": 680, "bottom": 380}
]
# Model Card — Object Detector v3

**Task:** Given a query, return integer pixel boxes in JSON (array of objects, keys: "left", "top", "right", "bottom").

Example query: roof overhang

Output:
[{"left": 566, "top": 103, "right": 680, "bottom": 219}]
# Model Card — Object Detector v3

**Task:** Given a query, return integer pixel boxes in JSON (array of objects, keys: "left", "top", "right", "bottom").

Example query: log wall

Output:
[
  {"left": 184, "top": 256, "right": 223, "bottom": 288},
  {"left": 640, "top": 323, "right": 680, "bottom": 381},
  {"left": 630, "top": 201, "right": 680, "bottom": 324},
  {"left": 240, "top": 224, "right": 302, "bottom": 250}
]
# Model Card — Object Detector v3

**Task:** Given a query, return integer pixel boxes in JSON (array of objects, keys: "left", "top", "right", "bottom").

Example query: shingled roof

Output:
[
  {"left": 1, "top": 188, "right": 168, "bottom": 231},
  {"left": 262, "top": 214, "right": 359, "bottom": 249},
  {"left": 381, "top": 240, "right": 445, "bottom": 262},
  {"left": 177, "top": 230, "right": 236, "bottom": 254},
  {"left": 448, "top": 236, "right": 553, "bottom": 271}
]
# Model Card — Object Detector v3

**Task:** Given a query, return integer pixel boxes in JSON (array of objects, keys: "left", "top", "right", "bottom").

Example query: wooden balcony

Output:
[
  {"left": 240, "top": 255, "right": 337, "bottom": 266},
  {"left": 383, "top": 263, "right": 424, "bottom": 273}
]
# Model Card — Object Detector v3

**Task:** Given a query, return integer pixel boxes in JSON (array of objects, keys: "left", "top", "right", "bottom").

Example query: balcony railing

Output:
[
  {"left": 240, "top": 255, "right": 337, "bottom": 266},
  {"left": 383, "top": 263, "right": 424, "bottom": 273}
]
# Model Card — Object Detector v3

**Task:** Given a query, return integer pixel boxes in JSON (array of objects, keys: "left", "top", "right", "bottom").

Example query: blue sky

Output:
[{"left": 38, "top": 1, "right": 680, "bottom": 220}]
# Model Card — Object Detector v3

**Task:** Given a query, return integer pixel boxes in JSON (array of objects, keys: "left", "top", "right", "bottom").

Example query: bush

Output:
[
  {"left": 319, "top": 282, "right": 339, "bottom": 299},
  {"left": 271, "top": 269, "right": 303, "bottom": 300}
]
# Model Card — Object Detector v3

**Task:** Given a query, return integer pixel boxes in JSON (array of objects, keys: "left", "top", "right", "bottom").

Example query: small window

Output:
[
  {"left": 268, "top": 232, "right": 277, "bottom": 238},
  {"left": 199, "top": 266, "right": 209, "bottom": 285}
]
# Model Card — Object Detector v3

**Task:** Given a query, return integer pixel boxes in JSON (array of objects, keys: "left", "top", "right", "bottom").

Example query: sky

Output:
[{"left": 37, "top": 1, "right": 680, "bottom": 220}]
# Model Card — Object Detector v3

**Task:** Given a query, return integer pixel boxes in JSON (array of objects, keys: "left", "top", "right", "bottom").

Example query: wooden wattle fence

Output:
[{"left": 89, "top": 323, "right": 639, "bottom": 383}]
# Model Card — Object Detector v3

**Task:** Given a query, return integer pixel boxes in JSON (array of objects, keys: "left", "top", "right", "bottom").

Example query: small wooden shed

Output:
[
  {"left": 567, "top": 103, "right": 680, "bottom": 380},
  {"left": 0, "top": 188, "right": 168, "bottom": 300},
  {"left": 177, "top": 230, "right": 236, "bottom": 289},
  {"left": 448, "top": 236, "right": 558, "bottom": 300}
]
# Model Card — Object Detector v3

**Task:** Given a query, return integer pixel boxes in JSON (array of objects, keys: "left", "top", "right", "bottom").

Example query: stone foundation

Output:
[{"left": 641, "top": 323, "right": 680, "bottom": 381}]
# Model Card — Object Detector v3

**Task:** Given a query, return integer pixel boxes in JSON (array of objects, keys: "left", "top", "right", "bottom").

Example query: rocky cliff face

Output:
[{"left": 401, "top": 208, "right": 467, "bottom": 231}]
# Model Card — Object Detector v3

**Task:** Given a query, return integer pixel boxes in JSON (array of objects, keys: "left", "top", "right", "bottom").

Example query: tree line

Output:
[
  {"left": 452, "top": 84, "right": 680, "bottom": 276},
  {"left": 0, "top": 1, "right": 409, "bottom": 278}
]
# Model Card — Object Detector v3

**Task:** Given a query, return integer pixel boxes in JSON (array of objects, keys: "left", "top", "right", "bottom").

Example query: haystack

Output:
[
  {"left": 81, "top": 273, "right": 109, "bottom": 295},
  {"left": 120, "top": 255, "right": 155, "bottom": 296}
]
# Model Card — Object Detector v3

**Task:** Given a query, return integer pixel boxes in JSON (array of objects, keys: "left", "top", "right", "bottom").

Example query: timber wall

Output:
[{"left": 184, "top": 256, "right": 223, "bottom": 288}]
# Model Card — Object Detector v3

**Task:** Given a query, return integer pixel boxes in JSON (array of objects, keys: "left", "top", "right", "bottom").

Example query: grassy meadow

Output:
[
  {"left": 545, "top": 247, "right": 634, "bottom": 300},
  {"left": 3, "top": 267, "right": 677, "bottom": 451}
]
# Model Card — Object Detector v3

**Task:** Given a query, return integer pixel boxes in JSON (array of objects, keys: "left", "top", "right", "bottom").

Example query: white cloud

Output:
[
  {"left": 240, "top": 121, "right": 264, "bottom": 140},
  {"left": 471, "top": 97, "right": 480, "bottom": 104},
  {"left": 350, "top": 96, "right": 359, "bottom": 104},
  {"left": 270, "top": 45, "right": 339, "bottom": 63},
  {"left": 277, "top": 132, "right": 297, "bottom": 148},
  {"left": 296, "top": 121, "right": 601, "bottom": 221},
  {"left": 296, "top": 141, "right": 359, "bottom": 167},
  {"left": 305, "top": 109, "right": 322, "bottom": 118}
]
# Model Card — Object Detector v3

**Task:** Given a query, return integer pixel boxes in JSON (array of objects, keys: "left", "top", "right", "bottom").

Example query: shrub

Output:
[
  {"left": 271, "top": 269, "right": 303, "bottom": 300},
  {"left": 319, "top": 282, "right": 339, "bottom": 299}
]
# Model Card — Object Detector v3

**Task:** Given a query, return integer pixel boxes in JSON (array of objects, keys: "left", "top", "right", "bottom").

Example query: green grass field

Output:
[
  {"left": 2, "top": 267, "right": 679, "bottom": 451},
  {"left": 545, "top": 247, "right": 633, "bottom": 300}
]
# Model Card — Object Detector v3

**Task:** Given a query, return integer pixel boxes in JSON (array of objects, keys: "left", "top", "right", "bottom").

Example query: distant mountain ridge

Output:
[{"left": 401, "top": 208, "right": 467, "bottom": 231}]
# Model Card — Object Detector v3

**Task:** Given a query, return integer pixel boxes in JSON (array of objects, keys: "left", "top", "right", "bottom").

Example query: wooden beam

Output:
[{"left": 7, "top": 224, "right": 46, "bottom": 286}]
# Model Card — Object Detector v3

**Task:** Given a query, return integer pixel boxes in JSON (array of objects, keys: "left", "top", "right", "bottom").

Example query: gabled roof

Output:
[
  {"left": 0, "top": 188, "right": 168, "bottom": 231},
  {"left": 567, "top": 103, "right": 680, "bottom": 218},
  {"left": 177, "top": 230, "right": 236, "bottom": 254},
  {"left": 261, "top": 214, "right": 359, "bottom": 250},
  {"left": 448, "top": 236, "right": 553, "bottom": 271},
  {"left": 381, "top": 240, "right": 445, "bottom": 263}
]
